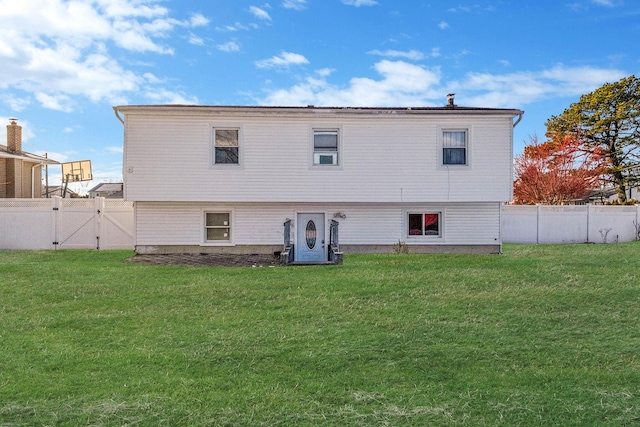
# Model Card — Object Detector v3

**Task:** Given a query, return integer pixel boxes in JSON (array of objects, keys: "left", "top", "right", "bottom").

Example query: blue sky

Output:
[{"left": 1, "top": 0, "right": 638, "bottom": 194}]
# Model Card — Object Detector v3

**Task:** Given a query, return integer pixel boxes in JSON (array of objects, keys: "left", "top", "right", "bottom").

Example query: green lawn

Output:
[{"left": 1, "top": 244, "right": 639, "bottom": 426}]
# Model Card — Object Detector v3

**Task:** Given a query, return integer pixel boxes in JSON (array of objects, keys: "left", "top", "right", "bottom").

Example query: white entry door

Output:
[{"left": 295, "top": 213, "right": 326, "bottom": 262}]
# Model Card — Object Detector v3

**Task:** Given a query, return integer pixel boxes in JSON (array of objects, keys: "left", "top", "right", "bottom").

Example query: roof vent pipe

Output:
[{"left": 446, "top": 93, "right": 455, "bottom": 108}]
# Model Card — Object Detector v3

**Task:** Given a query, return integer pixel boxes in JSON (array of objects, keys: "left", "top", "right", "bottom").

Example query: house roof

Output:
[
  {"left": 43, "top": 185, "right": 79, "bottom": 197},
  {"left": 0, "top": 144, "right": 61, "bottom": 165},
  {"left": 113, "top": 104, "right": 524, "bottom": 119},
  {"left": 88, "top": 182, "right": 123, "bottom": 193}
]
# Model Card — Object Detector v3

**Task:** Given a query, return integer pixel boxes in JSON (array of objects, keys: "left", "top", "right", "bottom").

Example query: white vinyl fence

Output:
[
  {"left": 0, "top": 197, "right": 134, "bottom": 250},
  {"left": 2, "top": 199, "right": 638, "bottom": 250},
  {"left": 502, "top": 204, "right": 640, "bottom": 244}
]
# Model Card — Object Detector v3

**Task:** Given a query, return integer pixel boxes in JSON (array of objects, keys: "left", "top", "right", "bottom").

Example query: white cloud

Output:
[
  {"left": 448, "top": 6, "right": 472, "bottom": 12},
  {"left": 0, "top": 0, "right": 202, "bottom": 111},
  {"left": 257, "top": 60, "right": 625, "bottom": 110},
  {"left": 256, "top": 51, "right": 309, "bottom": 68},
  {"left": 592, "top": 0, "right": 615, "bottom": 5},
  {"left": 106, "top": 146, "right": 124, "bottom": 154},
  {"left": 2, "top": 94, "right": 31, "bottom": 112},
  {"left": 190, "top": 13, "right": 210, "bottom": 27},
  {"left": 342, "top": 0, "right": 377, "bottom": 6},
  {"left": 438, "top": 21, "right": 449, "bottom": 30},
  {"left": 282, "top": 0, "right": 307, "bottom": 10},
  {"left": 35, "top": 93, "right": 73, "bottom": 113},
  {"left": 260, "top": 60, "right": 442, "bottom": 106},
  {"left": 316, "top": 68, "right": 335, "bottom": 78},
  {"left": 449, "top": 65, "right": 626, "bottom": 108},
  {"left": 368, "top": 49, "right": 425, "bottom": 61},
  {"left": 34, "top": 150, "right": 68, "bottom": 163},
  {"left": 143, "top": 73, "right": 163, "bottom": 84},
  {"left": 217, "top": 41, "right": 241, "bottom": 53},
  {"left": 249, "top": 6, "right": 272, "bottom": 20},
  {"left": 188, "top": 34, "right": 205, "bottom": 46},
  {"left": 94, "top": 0, "right": 168, "bottom": 19},
  {"left": 143, "top": 88, "right": 198, "bottom": 105},
  {"left": 216, "top": 22, "right": 250, "bottom": 32}
]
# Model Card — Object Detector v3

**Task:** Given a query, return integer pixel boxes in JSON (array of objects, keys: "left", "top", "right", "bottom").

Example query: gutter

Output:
[
  {"left": 513, "top": 112, "right": 524, "bottom": 128},
  {"left": 0, "top": 151, "right": 60, "bottom": 163},
  {"left": 114, "top": 108, "right": 124, "bottom": 124}
]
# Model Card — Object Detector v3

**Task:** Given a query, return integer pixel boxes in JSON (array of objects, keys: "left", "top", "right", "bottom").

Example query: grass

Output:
[{"left": 0, "top": 244, "right": 639, "bottom": 426}]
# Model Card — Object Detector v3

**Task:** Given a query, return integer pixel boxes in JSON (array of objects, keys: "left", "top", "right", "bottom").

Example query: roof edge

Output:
[
  {"left": 113, "top": 104, "right": 524, "bottom": 116},
  {"left": 0, "top": 148, "right": 61, "bottom": 164}
]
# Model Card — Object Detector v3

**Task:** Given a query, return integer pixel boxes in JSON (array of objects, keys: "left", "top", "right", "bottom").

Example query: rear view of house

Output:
[{"left": 115, "top": 100, "right": 523, "bottom": 261}]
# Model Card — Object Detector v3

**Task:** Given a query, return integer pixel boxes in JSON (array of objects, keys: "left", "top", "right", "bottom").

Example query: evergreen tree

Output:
[{"left": 546, "top": 75, "right": 640, "bottom": 202}]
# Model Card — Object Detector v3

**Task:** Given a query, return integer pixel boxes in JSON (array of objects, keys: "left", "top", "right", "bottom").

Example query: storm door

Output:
[{"left": 295, "top": 213, "right": 326, "bottom": 262}]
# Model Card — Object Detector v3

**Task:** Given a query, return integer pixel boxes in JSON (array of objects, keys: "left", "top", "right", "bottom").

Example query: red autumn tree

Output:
[{"left": 513, "top": 134, "right": 605, "bottom": 205}]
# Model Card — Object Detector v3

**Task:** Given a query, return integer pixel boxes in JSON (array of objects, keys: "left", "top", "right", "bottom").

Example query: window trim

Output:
[
  {"left": 310, "top": 126, "right": 342, "bottom": 168},
  {"left": 210, "top": 126, "right": 243, "bottom": 167},
  {"left": 405, "top": 211, "right": 443, "bottom": 239},
  {"left": 439, "top": 127, "right": 471, "bottom": 168},
  {"left": 202, "top": 210, "right": 235, "bottom": 245}
]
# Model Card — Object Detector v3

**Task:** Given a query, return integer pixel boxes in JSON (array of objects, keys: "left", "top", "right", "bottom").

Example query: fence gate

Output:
[
  {"left": 55, "top": 198, "right": 99, "bottom": 249},
  {"left": 0, "top": 197, "right": 134, "bottom": 250},
  {"left": 99, "top": 199, "right": 135, "bottom": 249}
]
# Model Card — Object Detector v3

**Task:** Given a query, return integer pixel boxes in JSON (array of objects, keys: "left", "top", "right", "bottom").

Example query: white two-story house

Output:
[{"left": 114, "top": 98, "right": 523, "bottom": 262}]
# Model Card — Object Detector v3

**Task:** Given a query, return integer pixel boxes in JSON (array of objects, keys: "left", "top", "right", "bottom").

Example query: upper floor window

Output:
[
  {"left": 442, "top": 130, "right": 467, "bottom": 165},
  {"left": 213, "top": 128, "right": 239, "bottom": 164},
  {"left": 313, "top": 129, "right": 339, "bottom": 166}
]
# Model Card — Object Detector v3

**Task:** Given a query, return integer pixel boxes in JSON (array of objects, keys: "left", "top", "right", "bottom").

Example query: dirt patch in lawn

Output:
[{"left": 124, "top": 253, "right": 282, "bottom": 267}]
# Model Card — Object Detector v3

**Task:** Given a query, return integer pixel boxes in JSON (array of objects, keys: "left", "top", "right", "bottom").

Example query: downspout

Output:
[
  {"left": 114, "top": 108, "right": 124, "bottom": 125},
  {"left": 31, "top": 162, "right": 45, "bottom": 198},
  {"left": 509, "top": 112, "right": 524, "bottom": 204},
  {"left": 513, "top": 112, "right": 523, "bottom": 128}
]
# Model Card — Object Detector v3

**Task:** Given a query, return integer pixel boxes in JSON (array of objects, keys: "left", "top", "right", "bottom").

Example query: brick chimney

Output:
[{"left": 7, "top": 118, "right": 22, "bottom": 152}]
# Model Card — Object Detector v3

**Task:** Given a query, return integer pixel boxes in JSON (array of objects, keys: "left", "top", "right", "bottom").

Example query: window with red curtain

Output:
[
  {"left": 408, "top": 213, "right": 440, "bottom": 236},
  {"left": 424, "top": 214, "right": 439, "bottom": 235}
]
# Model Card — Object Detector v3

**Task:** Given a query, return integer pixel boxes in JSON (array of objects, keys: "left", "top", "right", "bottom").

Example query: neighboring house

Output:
[
  {"left": 1, "top": 119, "right": 60, "bottom": 198},
  {"left": 602, "top": 187, "right": 640, "bottom": 204},
  {"left": 42, "top": 185, "right": 79, "bottom": 198},
  {"left": 88, "top": 182, "right": 124, "bottom": 198},
  {"left": 114, "top": 98, "right": 524, "bottom": 260}
]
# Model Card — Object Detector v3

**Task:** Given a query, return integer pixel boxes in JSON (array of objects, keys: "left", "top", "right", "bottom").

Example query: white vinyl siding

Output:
[
  {"left": 122, "top": 111, "right": 515, "bottom": 203},
  {"left": 134, "top": 202, "right": 501, "bottom": 247}
]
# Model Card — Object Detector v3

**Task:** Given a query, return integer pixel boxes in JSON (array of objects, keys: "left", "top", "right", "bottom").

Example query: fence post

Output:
[
  {"left": 586, "top": 204, "right": 591, "bottom": 243},
  {"left": 52, "top": 196, "right": 61, "bottom": 250},
  {"left": 95, "top": 197, "right": 105, "bottom": 250},
  {"left": 536, "top": 204, "right": 540, "bottom": 244},
  {"left": 637, "top": 204, "right": 640, "bottom": 241}
]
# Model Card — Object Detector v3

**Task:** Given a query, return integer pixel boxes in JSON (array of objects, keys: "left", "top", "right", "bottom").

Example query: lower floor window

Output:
[
  {"left": 408, "top": 213, "right": 440, "bottom": 236},
  {"left": 206, "top": 212, "right": 230, "bottom": 241}
]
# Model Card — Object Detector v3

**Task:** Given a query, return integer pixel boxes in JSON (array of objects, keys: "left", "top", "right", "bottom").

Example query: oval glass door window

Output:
[{"left": 305, "top": 220, "right": 317, "bottom": 249}]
